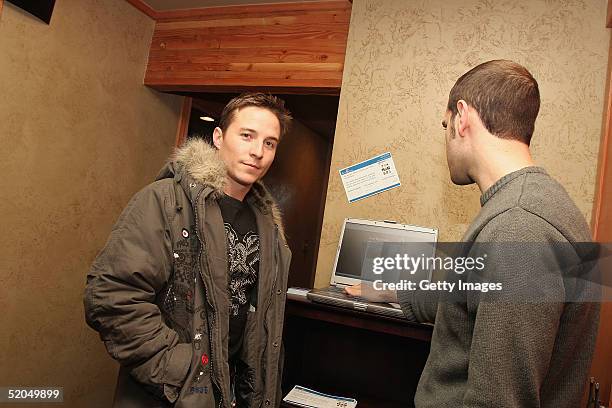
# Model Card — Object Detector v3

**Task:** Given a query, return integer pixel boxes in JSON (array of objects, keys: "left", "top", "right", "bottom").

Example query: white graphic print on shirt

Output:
[{"left": 225, "top": 223, "right": 260, "bottom": 316}]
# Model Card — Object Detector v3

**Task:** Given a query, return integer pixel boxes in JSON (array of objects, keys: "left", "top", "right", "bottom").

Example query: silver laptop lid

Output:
[{"left": 330, "top": 218, "right": 438, "bottom": 287}]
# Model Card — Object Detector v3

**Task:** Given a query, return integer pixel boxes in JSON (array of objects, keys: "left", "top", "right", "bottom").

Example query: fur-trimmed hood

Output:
[{"left": 156, "top": 138, "right": 285, "bottom": 237}]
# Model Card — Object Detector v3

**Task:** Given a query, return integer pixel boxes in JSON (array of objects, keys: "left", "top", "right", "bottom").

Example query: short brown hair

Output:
[
  {"left": 447, "top": 60, "right": 540, "bottom": 145},
  {"left": 219, "top": 93, "right": 292, "bottom": 139}
]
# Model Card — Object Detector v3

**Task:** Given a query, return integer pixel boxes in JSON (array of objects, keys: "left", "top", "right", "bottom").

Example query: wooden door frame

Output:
[
  {"left": 586, "top": 10, "right": 612, "bottom": 405},
  {"left": 592, "top": 10, "right": 612, "bottom": 239},
  {"left": 175, "top": 97, "right": 192, "bottom": 147}
]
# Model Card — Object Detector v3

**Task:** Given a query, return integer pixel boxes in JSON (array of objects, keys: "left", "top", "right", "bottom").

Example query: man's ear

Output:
[
  {"left": 212, "top": 127, "right": 223, "bottom": 149},
  {"left": 456, "top": 100, "right": 469, "bottom": 137}
]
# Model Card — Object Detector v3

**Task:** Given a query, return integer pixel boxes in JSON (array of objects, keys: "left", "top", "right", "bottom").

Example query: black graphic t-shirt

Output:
[{"left": 218, "top": 193, "right": 259, "bottom": 361}]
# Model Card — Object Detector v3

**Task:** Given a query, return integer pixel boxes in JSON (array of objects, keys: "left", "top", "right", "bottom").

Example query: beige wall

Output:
[
  {"left": 315, "top": 0, "right": 610, "bottom": 288},
  {"left": 0, "top": 1, "right": 182, "bottom": 406}
]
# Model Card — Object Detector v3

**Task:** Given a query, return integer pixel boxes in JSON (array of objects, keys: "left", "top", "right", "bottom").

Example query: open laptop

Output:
[{"left": 307, "top": 218, "right": 438, "bottom": 318}]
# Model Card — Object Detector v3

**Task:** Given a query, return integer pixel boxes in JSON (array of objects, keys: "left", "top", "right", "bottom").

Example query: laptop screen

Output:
[{"left": 333, "top": 219, "right": 437, "bottom": 285}]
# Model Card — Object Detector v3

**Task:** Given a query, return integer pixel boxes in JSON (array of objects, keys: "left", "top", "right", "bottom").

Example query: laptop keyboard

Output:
[
  {"left": 326, "top": 286, "right": 368, "bottom": 303},
  {"left": 307, "top": 285, "right": 405, "bottom": 318}
]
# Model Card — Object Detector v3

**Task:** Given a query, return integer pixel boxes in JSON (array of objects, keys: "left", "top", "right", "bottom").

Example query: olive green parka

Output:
[{"left": 84, "top": 139, "right": 292, "bottom": 407}]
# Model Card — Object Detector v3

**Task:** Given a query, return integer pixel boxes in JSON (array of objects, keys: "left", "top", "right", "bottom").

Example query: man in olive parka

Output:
[{"left": 84, "top": 93, "right": 293, "bottom": 408}]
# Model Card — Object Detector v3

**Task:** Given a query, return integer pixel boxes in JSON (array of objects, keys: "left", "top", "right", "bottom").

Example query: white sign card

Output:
[
  {"left": 283, "top": 385, "right": 357, "bottom": 408},
  {"left": 339, "top": 152, "right": 401, "bottom": 203}
]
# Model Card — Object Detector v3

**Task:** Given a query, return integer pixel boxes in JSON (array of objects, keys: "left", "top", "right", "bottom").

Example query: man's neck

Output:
[
  {"left": 470, "top": 138, "right": 535, "bottom": 194},
  {"left": 223, "top": 179, "right": 251, "bottom": 202}
]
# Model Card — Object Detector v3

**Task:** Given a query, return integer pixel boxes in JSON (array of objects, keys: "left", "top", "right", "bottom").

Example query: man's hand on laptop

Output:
[{"left": 344, "top": 283, "right": 398, "bottom": 303}]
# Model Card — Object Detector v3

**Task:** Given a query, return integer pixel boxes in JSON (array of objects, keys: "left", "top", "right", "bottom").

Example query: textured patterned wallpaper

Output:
[{"left": 315, "top": 0, "right": 609, "bottom": 287}]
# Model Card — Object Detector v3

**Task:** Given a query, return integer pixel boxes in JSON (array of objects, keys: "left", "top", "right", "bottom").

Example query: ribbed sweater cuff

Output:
[{"left": 397, "top": 289, "right": 418, "bottom": 322}]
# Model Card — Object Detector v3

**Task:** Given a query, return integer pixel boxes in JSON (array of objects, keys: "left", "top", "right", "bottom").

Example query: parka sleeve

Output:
[{"left": 83, "top": 185, "right": 192, "bottom": 403}]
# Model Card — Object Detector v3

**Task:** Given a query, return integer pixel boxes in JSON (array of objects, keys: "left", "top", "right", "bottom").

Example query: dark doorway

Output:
[{"left": 185, "top": 93, "right": 338, "bottom": 289}]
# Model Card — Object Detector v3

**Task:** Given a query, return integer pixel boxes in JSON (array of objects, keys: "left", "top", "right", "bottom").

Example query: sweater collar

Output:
[{"left": 480, "top": 166, "right": 547, "bottom": 207}]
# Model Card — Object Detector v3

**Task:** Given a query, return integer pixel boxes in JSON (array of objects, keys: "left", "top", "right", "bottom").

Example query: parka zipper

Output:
[
  {"left": 265, "top": 225, "right": 280, "bottom": 313},
  {"left": 193, "top": 189, "right": 225, "bottom": 408},
  {"left": 262, "top": 225, "right": 279, "bottom": 332}
]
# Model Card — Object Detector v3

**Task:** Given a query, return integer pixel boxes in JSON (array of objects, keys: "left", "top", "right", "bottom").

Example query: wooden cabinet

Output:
[{"left": 281, "top": 298, "right": 432, "bottom": 408}]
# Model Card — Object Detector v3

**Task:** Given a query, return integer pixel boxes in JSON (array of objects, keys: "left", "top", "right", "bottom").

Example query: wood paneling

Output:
[
  {"left": 0, "top": 0, "right": 4, "bottom": 19},
  {"left": 145, "top": 1, "right": 351, "bottom": 94},
  {"left": 154, "top": 1, "right": 350, "bottom": 21},
  {"left": 588, "top": 28, "right": 612, "bottom": 406}
]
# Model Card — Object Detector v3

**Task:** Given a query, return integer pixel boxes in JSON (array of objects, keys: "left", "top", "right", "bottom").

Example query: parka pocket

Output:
[
  {"left": 174, "top": 301, "right": 216, "bottom": 407},
  {"left": 177, "top": 343, "right": 215, "bottom": 406}
]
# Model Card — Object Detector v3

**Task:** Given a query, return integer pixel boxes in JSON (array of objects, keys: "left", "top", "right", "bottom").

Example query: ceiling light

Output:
[{"left": 200, "top": 116, "right": 215, "bottom": 122}]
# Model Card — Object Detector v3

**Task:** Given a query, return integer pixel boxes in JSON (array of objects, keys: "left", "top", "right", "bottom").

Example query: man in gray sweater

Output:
[{"left": 347, "top": 60, "right": 600, "bottom": 407}]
